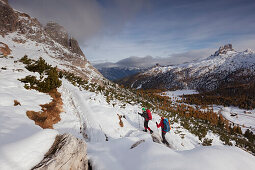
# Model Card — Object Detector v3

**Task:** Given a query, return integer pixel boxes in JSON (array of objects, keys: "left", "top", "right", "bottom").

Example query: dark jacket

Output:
[{"left": 139, "top": 111, "right": 149, "bottom": 121}]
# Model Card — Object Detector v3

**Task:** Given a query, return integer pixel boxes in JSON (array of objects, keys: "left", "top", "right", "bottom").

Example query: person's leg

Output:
[
  {"left": 162, "top": 131, "right": 169, "bottom": 145},
  {"left": 147, "top": 121, "right": 153, "bottom": 134},
  {"left": 144, "top": 120, "right": 148, "bottom": 132},
  {"left": 162, "top": 131, "right": 167, "bottom": 143}
]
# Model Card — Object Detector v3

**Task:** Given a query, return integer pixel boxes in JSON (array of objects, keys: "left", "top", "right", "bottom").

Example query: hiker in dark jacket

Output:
[
  {"left": 156, "top": 117, "right": 169, "bottom": 145},
  {"left": 138, "top": 108, "right": 153, "bottom": 134}
]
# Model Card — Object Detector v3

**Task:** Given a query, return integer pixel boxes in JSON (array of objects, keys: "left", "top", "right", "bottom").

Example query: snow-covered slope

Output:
[
  {"left": 121, "top": 44, "right": 255, "bottom": 91},
  {"left": 1, "top": 51, "right": 255, "bottom": 169},
  {"left": 1, "top": 1, "right": 255, "bottom": 170}
]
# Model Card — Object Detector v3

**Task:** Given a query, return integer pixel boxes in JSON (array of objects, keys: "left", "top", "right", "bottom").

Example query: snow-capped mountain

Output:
[
  {"left": 120, "top": 44, "right": 255, "bottom": 91},
  {"left": 1, "top": 1, "right": 255, "bottom": 170}
]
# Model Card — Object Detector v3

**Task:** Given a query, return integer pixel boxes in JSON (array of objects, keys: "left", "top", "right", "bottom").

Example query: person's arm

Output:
[
  {"left": 156, "top": 120, "right": 163, "bottom": 128},
  {"left": 138, "top": 112, "right": 145, "bottom": 118}
]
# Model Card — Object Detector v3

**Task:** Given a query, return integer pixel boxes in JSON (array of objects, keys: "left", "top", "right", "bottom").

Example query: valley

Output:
[{"left": 0, "top": 0, "right": 255, "bottom": 170}]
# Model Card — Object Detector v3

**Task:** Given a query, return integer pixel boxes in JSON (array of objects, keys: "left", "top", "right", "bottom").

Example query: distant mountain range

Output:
[
  {"left": 118, "top": 44, "right": 255, "bottom": 91},
  {"left": 93, "top": 59, "right": 153, "bottom": 81},
  {"left": 94, "top": 66, "right": 142, "bottom": 82}
]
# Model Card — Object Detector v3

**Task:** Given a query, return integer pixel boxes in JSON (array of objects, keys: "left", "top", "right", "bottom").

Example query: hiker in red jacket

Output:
[
  {"left": 138, "top": 108, "right": 153, "bottom": 134},
  {"left": 156, "top": 117, "right": 169, "bottom": 145}
]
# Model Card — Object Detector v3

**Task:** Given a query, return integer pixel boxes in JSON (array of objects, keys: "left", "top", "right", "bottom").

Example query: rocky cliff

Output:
[
  {"left": 0, "top": 0, "right": 103, "bottom": 83},
  {"left": 0, "top": 0, "right": 18, "bottom": 35},
  {"left": 44, "top": 22, "right": 85, "bottom": 57}
]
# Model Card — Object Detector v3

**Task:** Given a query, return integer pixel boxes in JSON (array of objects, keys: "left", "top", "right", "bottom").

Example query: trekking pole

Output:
[
  {"left": 156, "top": 119, "right": 160, "bottom": 134},
  {"left": 137, "top": 110, "right": 140, "bottom": 129}
]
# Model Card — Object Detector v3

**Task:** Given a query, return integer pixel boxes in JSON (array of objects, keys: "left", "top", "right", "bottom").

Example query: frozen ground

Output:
[
  {"left": 162, "top": 89, "right": 198, "bottom": 101},
  {"left": 0, "top": 58, "right": 58, "bottom": 169},
  {"left": 55, "top": 84, "right": 255, "bottom": 170},
  {"left": 164, "top": 90, "right": 255, "bottom": 133}
]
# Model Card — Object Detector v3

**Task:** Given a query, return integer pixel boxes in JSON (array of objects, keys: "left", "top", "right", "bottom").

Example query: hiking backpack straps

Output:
[{"left": 163, "top": 118, "right": 170, "bottom": 132}]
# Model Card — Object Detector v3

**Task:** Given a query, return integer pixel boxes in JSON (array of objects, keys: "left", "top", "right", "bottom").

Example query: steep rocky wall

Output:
[
  {"left": 32, "top": 134, "right": 88, "bottom": 170},
  {"left": 0, "top": 0, "right": 18, "bottom": 35},
  {"left": 44, "top": 22, "right": 85, "bottom": 57}
]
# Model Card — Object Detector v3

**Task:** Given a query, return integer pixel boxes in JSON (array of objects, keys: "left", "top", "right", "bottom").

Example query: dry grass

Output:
[
  {"left": 0, "top": 42, "right": 11, "bottom": 55},
  {"left": 117, "top": 114, "right": 124, "bottom": 127},
  {"left": 14, "top": 100, "right": 21, "bottom": 106},
  {"left": 26, "top": 89, "right": 63, "bottom": 129}
]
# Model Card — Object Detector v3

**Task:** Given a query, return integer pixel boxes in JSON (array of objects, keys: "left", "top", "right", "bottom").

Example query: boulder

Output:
[{"left": 32, "top": 134, "right": 88, "bottom": 170}]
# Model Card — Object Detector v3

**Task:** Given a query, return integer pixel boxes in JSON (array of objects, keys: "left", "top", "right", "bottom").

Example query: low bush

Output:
[{"left": 19, "top": 56, "right": 62, "bottom": 93}]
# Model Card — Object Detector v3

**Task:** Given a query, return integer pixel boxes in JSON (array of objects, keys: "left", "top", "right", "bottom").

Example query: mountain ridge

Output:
[{"left": 119, "top": 44, "right": 255, "bottom": 91}]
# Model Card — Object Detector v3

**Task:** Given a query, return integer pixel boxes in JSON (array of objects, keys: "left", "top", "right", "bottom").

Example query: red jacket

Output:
[{"left": 157, "top": 119, "right": 166, "bottom": 132}]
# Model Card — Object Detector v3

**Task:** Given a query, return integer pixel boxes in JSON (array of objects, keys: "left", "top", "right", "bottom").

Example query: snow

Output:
[
  {"left": 0, "top": 130, "right": 58, "bottom": 170},
  {"left": 0, "top": 28, "right": 255, "bottom": 169},
  {"left": 139, "top": 47, "right": 255, "bottom": 90},
  {"left": 220, "top": 107, "right": 255, "bottom": 132},
  {"left": 88, "top": 135, "right": 255, "bottom": 170},
  {"left": 163, "top": 90, "right": 255, "bottom": 133},
  {"left": 55, "top": 83, "right": 255, "bottom": 170},
  {"left": 1, "top": 50, "right": 255, "bottom": 169},
  {"left": 163, "top": 89, "right": 198, "bottom": 101},
  {"left": 0, "top": 58, "right": 58, "bottom": 170}
]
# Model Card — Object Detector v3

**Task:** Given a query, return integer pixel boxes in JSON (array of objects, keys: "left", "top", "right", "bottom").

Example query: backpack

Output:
[
  {"left": 146, "top": 109, "right": 152, "bottom": 120},
  {"left": 162, "top": 118, "right": 170, "bottom": 132}
]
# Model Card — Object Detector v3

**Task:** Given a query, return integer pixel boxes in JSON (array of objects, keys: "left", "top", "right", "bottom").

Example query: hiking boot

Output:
[
  {"left": 150, "top": 130, "right": 153, "bottom": 134},
  {"left": 143, "top": 129, "right": 147, "bottom": 132},
  {"left": 163, "top": 140, "right": 169, "bottom": 145}
]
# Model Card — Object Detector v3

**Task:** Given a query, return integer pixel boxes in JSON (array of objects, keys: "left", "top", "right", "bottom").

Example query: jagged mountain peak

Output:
[
  {"left": 214, "top": 44, "right": 235, "bottom": 56},
  {"left": 120, "top": 44, "right": 255, "bottom": 91},
  {"left": 44, "top": 21, "right": 85, "bottom": 57}
]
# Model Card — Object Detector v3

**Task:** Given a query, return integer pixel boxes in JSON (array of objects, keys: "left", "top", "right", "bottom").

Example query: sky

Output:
[{"left": 9, "top": 0, "right": 255, "bottom": 66}]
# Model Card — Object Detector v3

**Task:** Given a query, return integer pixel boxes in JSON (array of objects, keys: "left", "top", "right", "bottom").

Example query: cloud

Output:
[
  {"left": 9, "top": 0, "right": 255, "bottom": 63},
  {"left": 9, "top": 0, "right": 149, "bottom": 41},
  {"left": 10, "top": 0, "right": 103, "bottom": 41},
  {"left": 169, "top": 48, "right": 216, "bottom": 64},
  {"left": 94, "top": 48, "right": 217, "bottom": 68}
]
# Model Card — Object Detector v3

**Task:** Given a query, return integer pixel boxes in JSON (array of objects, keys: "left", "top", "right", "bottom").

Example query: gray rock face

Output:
[
  {"left": 44, "top": 22, "right": 85, "bottom": 56},
  {"left": 68, "top": 37, "right": 85, "bottom": 57},
  {"left": 214, "top": 44, "right": 234, "bottom": 56},
  {"left": 32, "top": 134, "right": 88, "bottom": 170},
  {"left": 44, "top": 22, "right": 69, "bottom": 49},
  {"left": 0, "top": 1, "right": 18, "bottom": 35}
]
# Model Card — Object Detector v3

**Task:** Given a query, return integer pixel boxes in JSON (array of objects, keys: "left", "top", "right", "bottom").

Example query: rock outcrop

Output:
[
  {"left": 0, "top": 42, "right": 11, "bottom": 55},
  {"left": 44, "top": 22, "right": 85, "bottom": 56},
  {"left": 214, "top": 44, "right": 234, "bottom": 56},
  {"left": 0, "top": 0, "right": 103, "bottom": 83},
  {"left": 0, "top": 0, "right": 18, "bottom": 35},
  {"left": 32, "top": 134, "right": 88, "bottom": 170}
]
